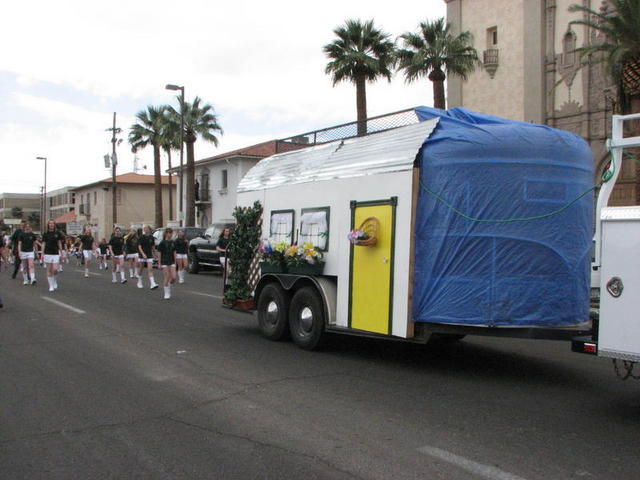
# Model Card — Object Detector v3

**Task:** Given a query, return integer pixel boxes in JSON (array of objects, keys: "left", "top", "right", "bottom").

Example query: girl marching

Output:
[
  {"left": 108, "top": 227, "right": 127, "bottom": 284},
  {"left": 137, "top": 225, "right": 158, "bottom": 289},
  {"left": 78, "top": 225, "right": 97, "bottom": 278},
  {"left": 17, "top": 223, "right": 39, "bottom": 285},
  {"left": 156, "top": 228, "right": 176, "bottom": 299},
  {"left": 42, "top": 220, "right": 65, "bottom": 292},
  {"left": 174, "top": 229, "right": 189, "bottom": 284},
  {"left": 98, "top": 238, "right": 109, "bottom": 269},
  {"left": 125, "top": 228, "right": 140, "bottom": 279}
]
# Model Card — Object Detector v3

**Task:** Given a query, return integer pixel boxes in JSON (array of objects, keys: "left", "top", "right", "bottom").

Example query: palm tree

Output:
[
  {"left": 569, "top": 0, "right": 640, "bottom": 109},
  {"left": 397, "top": 18, "right": 479, "bottom": 110},
  {"left": 324, "top": 19, "right": 396, "bottom": 136},
  {"left": 129, "top": 105, "right": 166, "bottom": 228},
  {"left": 159, "top": 108, "right": 181, "bottom": 222},
  {"left": 168, "top": 97, "right": 222, "bottom": 226}
]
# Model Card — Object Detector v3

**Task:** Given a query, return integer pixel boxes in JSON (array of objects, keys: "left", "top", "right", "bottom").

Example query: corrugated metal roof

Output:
[{"left": 237, "top": 119, "right": 439, "bottom": 193}]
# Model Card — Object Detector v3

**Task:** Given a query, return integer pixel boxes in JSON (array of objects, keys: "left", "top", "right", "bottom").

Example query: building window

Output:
[
  {"left": 487, "top": 26, "right": 498, "bottom": 48},
  {"left": 116, "top": 189, "right": 122, "bottom": 205},
  {"left": 221, "top": 169, "right": 228, "bottom": 189},
  {"left": 94, "top": 191, "right": 97, "bottom": 204}
]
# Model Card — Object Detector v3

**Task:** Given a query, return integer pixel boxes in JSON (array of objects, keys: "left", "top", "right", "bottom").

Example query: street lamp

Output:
[
  {"left": 36, "top": 156, "right": 47, "bottom": 231},
  {"left": 166, "top": 83, "right": 185, "bottom": 226}
]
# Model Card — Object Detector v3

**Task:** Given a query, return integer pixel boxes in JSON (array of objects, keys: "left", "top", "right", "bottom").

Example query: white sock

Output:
[
  {"left": 53, "top": 276, "right": 58, "bottom": 288},
  {"left": 120, "top": 271, "right": 125, "bottom": 281},
  {"left": 112, "top": 272, "right": 117, "bottom": 281},
  {"left": 47, "top": 277, "right": 54, "bottom": 289},
  {"left": 23, "top": 273, "right": 28, "bottom": 281}
]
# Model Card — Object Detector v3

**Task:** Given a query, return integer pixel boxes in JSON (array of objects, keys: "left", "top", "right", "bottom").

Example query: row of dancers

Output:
[{"left": 10, "top": 221, "right": 190, "bottom": 299}]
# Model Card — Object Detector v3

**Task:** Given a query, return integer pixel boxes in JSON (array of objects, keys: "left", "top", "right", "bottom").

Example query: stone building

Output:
[
  {"left": 46, "top": 186, "right": 76, "bottom": 221},
  {"left": 445, "top": 0, "right": 636, "bottom": 205},
  {"left": 0, "top": 192, "right": 41, "bottom": 223}
]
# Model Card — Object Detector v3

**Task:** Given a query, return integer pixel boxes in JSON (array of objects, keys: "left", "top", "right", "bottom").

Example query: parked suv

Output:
[{"left": 188, "top": 223, "right": 235, "bottom": 274}]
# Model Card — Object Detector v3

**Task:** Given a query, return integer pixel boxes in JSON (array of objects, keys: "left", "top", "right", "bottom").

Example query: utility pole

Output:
[{"left": 106, "top": 112, "right": 121, "bottom": 228}]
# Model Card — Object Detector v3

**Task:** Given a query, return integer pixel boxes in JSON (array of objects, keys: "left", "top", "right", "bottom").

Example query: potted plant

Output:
[
  {"left": 284, "top": 242, "right": 325, "bottom": 275},
  {"left": 224, "top": 201, "right": 262, "bottom": 309}
]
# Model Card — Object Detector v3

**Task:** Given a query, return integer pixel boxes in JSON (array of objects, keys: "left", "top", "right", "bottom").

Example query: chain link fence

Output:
[{"left": 278, "top": 108, "right": 420, "bottom": 148}]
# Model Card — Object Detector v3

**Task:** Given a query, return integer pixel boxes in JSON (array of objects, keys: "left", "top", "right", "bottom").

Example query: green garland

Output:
[{"left": 224, "top": 201, "right": 262, "bottom": 302}]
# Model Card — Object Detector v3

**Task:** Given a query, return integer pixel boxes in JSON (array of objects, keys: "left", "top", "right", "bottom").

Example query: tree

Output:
[
  {"left": 569, "top": 0, "right": 640, "bottom": 110},
  {"left": 11, "top": 207, "right": 23, "bottom": 219},
  {"left": 129, "top": 105, "right": 166, "bottom": 228},
  {"left": 28, "top": 211, "right": 40, "bottom": 228},
  {"left": 397, "top": 18, "right": 479, "bottom": 110},
  {"left": 168, "top": 97, "right": 222, "bottom": 226},
  {"left": 324, "top": 19, "right": 396, "bottom": 136},
  {"left": 160, "top": 107, "right": 181, "bottom": 222}
]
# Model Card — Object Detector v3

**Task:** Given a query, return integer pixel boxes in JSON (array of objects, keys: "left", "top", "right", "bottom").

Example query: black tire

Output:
[
  {"left": 188, "top": 253, "right": 200, "bottom": 274},
  {"left": 289, "top": 286, "right": 325, "bottom": 350},
  {"left": 257, "top": 283, "right": 290, "bottom": 341}
]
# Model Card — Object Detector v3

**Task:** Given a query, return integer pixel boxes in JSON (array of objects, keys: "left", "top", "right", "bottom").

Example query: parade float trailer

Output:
[{"left": 235, "top": 107, "right": 639, "bottom": 378}]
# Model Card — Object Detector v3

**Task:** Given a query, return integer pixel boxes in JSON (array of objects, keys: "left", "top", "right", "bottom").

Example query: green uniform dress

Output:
[
  {"left": 109, "top": 235, "right": 125, "bottom": 256},
  {"left": 157, "top": 239, "right": 176, "bottom": 266}
]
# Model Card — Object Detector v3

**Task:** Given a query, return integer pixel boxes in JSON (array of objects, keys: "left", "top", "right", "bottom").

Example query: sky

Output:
[{"left": 0, "top": 0, "right": 446, "bottom": 194}]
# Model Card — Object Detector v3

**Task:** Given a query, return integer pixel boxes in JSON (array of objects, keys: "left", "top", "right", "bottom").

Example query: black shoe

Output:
[{"left": 121, "top": 279, "right": 127, "bottom": 284}]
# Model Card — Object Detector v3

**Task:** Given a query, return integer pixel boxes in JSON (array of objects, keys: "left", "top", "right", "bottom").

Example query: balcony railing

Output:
[{"left": 483, "top": 49, "right": 499, "bottom": 78}]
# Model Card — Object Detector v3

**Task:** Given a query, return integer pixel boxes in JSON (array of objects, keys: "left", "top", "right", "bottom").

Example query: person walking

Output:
[
  {"left": 216, "top": 227, "right": 232, "bottom": 271},
  {"left": 98, "top": 238, "right": 109, "bottom": 270},
  {"left": 78, "top": 225, "right": 96, "bottom": 278},
  {"left": 137, "top": 225, "right": 158, "bottom": 289},
  {"left": 10, "top": 221, "right": 26, "bottom": 280},
  {"left": 125, "top": 228, "right": 140, "bottom": 279},
  {"left": 108, "top": 227, "right": 127, "bottom": 284},
  {"left": 174, "top": 229, "right": 189, "bottom": 284},
  {"left": 41, "top": 220, "right": 65, "bottom": 292},
  {"left": 18, "top": 223, "right": 39, "bottom": 285},
  {"left": 156, "top": 228, "right": 176, "bottom": 299}
]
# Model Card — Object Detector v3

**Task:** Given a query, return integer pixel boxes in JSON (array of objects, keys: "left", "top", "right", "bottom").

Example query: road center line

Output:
[
  {"left": 41, "top": 297, "right": 86, "bottom": 314},
  {"left": 186, "top": 291, "right": 223, "bottom": 300},
  {"left": 73, "top": 269, "right": 102, "bottom": 277},
  {"left": 417, "top": 445, "right": 528, "bottom": 480}
]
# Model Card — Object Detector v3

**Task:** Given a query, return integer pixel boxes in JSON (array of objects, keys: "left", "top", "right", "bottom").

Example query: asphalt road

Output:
[{"left": 1, "top": 261, "right": 639, "bottom": 480}]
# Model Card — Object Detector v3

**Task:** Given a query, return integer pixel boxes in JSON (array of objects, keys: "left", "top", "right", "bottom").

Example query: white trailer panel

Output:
[{"left": 598, "top": 206, "right": 640, "bottom": 362}]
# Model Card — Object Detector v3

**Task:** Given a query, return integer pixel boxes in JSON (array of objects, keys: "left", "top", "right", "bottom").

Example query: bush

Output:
[{"left": 224, "top": 201, "right": 262, "bottom": 303}]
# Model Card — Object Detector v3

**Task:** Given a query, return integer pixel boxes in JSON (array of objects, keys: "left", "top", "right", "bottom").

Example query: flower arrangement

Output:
[
  {"left": 347, "top": 229, "right": 370, "bottom": 245},
  {"left": 259, "top": 239, "right": 289, "bottom": 265},
  {"left": 284, "top": 242, "right": 324, "bottom": 267}
]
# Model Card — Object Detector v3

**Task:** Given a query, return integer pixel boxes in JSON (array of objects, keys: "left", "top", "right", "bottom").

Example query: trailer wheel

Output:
[
  {"left": 257, "top": 283, "right": 290, "bottom": 341},
  {"left": 289, "top": 287, "right": 325, "bottom": 350}
]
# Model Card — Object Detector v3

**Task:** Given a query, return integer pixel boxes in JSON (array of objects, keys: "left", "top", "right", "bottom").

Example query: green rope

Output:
[
  {"left": 418, "top": 149, "right": 640, "bottom": 224},
  {"left": 419, "top": 179, "right": 598, "bottom": 223}
]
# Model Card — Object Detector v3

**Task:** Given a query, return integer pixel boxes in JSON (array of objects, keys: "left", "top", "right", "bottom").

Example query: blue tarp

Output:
[{"left": 412, "top": 107, "right": 593, "bottom": 327}]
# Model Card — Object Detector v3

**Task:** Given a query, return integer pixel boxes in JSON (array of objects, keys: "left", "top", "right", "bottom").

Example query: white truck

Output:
[{"left": 235, "top": 108, "right": 639, "bottom": 379}]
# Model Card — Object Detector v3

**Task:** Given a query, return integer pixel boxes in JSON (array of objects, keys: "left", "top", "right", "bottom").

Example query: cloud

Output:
[{"left": 0, "top": 0, "right": 447, "bottom": 192}]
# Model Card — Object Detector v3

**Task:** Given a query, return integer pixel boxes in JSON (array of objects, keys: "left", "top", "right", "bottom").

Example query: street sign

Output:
[{"left": 66, "top": 221, "right": 82, "bottom": 235}]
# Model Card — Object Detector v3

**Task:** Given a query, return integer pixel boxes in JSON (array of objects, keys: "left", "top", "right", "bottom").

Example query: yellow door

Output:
[{"left": 349, "top": 200, "right": 396, "bottom": 335}]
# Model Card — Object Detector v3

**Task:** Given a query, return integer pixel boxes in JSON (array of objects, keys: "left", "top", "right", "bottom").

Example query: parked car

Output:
[{"left": 188, "top": 223, "right": 235, "bottom": 274}]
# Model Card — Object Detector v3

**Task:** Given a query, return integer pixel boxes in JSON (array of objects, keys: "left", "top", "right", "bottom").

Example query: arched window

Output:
[{"left": 563, "top": 31, "right": 576, "bottom": 66}]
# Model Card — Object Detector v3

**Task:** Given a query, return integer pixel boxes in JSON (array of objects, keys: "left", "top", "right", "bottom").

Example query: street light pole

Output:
[
  {"left": 166, "top": 83, "right": 184, "bottom": 226},
  {"left": 36, "top": 156, "right": 47, "bottom": 231}
]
